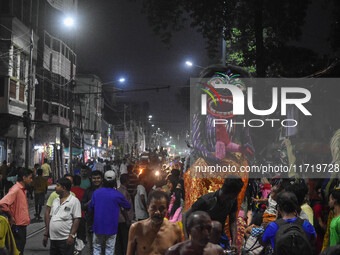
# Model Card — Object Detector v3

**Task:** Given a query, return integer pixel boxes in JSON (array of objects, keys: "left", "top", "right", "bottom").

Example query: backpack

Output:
[
  {"left": 274, "top": 218, "right": 313, "bottom": 255},
  {"left": 241, "top": 235, "right": 264, "bottom": 255}
]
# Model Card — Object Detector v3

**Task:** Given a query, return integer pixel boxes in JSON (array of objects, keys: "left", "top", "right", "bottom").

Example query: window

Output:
[
  {"left": 62, "top": 107, "right": 66, "bottom": 118},
  {"left": 19, "top": 53, "right": 26, "bottom": 81},
  {"left": 45, "top": 34, "right": 51, "bottom": 47},
  {"left": 61, "top": 86, "right": 68, "bottom": 105},
  {"left": 65, "top": 47, "right": 69, "bottom": 60},
  {"left": 19, "top": 84, "right": 25, "bottom": 102},
  {"left": 44, "top": 81, "right": 52, "bottom": 100},
  {"left": 60, "top": 107, "right": 64, "bottom": 117},
  {"left": 12, "top": 50, "right": 18, "bottom": 78},
  {"left": 52, "top": 85, "right": 60, "bottom": 101},
  {"left": 10, "top": 80, "right": 16, "bottom": 99},
  {"left": 51, "top": 73, "right": 59, "bottom": 84},
  {"left": 52, "top": 39, "right": 60, "bottom": 52},
  {"left": 52, "top": 105, "right": 59, "bottom": 116}
]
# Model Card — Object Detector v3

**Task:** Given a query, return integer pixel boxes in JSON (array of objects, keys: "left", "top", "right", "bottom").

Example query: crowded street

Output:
[{"left": 1, "top": 0, "right": 340, "bottom": 255}]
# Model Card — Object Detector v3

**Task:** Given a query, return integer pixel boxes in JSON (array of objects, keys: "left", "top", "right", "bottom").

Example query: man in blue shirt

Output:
[
  {"left": 262, "top": 191, "right": 316, "bottom": 250},
  {"left": 89, "top": 170, "right": 131, "bottom": 255}
]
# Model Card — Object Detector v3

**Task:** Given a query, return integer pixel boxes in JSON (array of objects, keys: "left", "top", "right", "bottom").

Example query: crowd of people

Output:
[{"left": 0, "top": 156, "right": 340, "bottom": 255}]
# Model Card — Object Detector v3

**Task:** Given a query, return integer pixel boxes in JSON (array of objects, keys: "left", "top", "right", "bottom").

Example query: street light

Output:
[
  {"left": 148, "top": 115, "right": 152, "bottom": 119},
  {"left": 152, "top": 124, "right": 154, "bottom": 127},
  {"left": 119, "top": 77, "right": 126, "bottom": 83},
  {"left": 185, "top": 60, "right": 204, "bottom": 69},
  {"left": 63, "top": 17, "right": 75, "bottom": 28},
  {"left": 63, "top": 15, "right": 77, "bottom": 173},
  {"left": 185, "top": 61, "right": 193, "bottom": 67}
]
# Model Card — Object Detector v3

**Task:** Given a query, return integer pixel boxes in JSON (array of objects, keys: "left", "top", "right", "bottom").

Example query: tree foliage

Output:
[{"left": 141, "top": 0, "right": 316, "bottom": 77}]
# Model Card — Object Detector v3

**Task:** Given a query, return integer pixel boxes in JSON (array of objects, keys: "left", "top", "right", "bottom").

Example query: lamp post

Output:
[
  {"left": 24, "top": 28, "right": 34, "bottom": 169},
  {"left": 63, "top": 16, "right": 76, "bottom": 174}
]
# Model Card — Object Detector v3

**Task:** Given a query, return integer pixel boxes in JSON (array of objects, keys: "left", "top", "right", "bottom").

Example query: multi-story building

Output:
[
  {"left": 75, "top": 74, "right": 103, "bottom": 161},
  {"left": 34, "top": 0, "right": 77, "bottom": 178},
  {"left": 110, "top": 102, "right": 147, "bottom": 158},
  {"left": 0, "top": 0, "right": 39, "bottom": 166}
]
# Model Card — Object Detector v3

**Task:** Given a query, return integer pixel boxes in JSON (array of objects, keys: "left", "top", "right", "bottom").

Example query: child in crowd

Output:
[{"left": 252, "top": 184, "right": 282, "bottom": 224}]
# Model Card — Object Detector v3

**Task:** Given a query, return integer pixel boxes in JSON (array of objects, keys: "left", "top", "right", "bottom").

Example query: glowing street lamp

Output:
[
  {"left": 119, "top": 77, "right": 126, "bottom": 83},
  {"left": 185, "top": 60, "right": 204, "bottom": 69},
  {"left": 63, "top": 17, "right": 75, "bottom": 27},
  {"left": 185, "top": 61, "right": 193, "bottom": 67}
]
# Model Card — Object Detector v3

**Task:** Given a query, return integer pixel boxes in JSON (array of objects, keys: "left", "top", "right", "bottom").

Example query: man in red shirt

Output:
[
  {"left": 71, "top": 175, "right": 85, "bottom": 216},
  {"left": 0, "top": 168, "right": 33, "bottom": 254},
  {"left": 70, "top": 175, "right": 86, "bottom": 243}
]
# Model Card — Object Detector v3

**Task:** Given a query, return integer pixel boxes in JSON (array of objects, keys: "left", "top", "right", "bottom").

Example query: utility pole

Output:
[
  {"left": 222, "top": 38, "right": 226, "bottom": 66},
  {"left": 68, "top": 54, "right": 75, "bottom": 174},
  {"left": 25, "top": 29, "right": 34, "bottom": 169},
  {"left": 79, "top": 95, "right": 85, "bottom": 163},
  {"left": 123, "top": 104, "right": 126, "bottom": 157}
]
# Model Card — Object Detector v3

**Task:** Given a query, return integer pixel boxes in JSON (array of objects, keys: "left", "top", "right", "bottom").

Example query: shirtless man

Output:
[
  {"left": 209, "top": 221, "right": 223, "bottom": 245},
  {"left": 127, "top": 190, "right": 182, "bottom": 255},
  {"left": 166, "top": 211, "right": 224, "bottom": 255}
]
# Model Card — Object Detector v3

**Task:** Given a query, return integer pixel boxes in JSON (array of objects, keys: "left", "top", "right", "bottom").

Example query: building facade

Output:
[
  {"left": 0, "top": 0, "right": 39, "bottom": 166},
  {"left": 75, "top": 74, "right": 103, "bottom": 162},
  {"left": 34, "top": 0, "right": 77, "bottom": 178}
]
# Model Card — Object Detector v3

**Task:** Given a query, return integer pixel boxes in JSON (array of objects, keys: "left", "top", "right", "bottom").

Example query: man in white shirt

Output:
[
  {"left": 43, "top": 177, "right": 81, "bottom": 255},
  {"left": 134, "top": 173, "right": 148, "bottom": 221},
  {"left": 120, "top": 159, "right": 128, "bottom": 175}
]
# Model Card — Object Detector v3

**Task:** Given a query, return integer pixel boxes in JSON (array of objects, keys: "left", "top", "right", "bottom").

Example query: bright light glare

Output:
[
  {"left": 148, "top": 115, "right": 152, "bottom": 119},
  {"left": 63, "top": 17, "right": 75, "bottom": 27},
  {"left": 152, "top": 124, "right": 154, "bottom": 127},
  {"left": 119, "top": 77, "right": 126, "bottom": 83},
  {"left": 185, "top": 61, "right": 193, "bottom": 67},
  {"left": 155, "top": 170, "right": 160, "bottom": 176}
]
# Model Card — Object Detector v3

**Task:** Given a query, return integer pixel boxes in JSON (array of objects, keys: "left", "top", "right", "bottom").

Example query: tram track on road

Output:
[{"left": 27, "top": 226, "right": 46, "bottom": 239}]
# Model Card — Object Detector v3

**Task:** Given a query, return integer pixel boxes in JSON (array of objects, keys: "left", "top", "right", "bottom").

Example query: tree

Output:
[{"left": 140, "top": 0, "right": 312, "bottom": 77}]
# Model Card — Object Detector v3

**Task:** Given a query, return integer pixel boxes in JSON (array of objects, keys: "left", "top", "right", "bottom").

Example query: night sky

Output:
[
  {"left": 76, "top": 0, "right": 214, "bottom": 138},
  {"left": 76, "top": 0, "right": 333, "bottom": 139}
]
